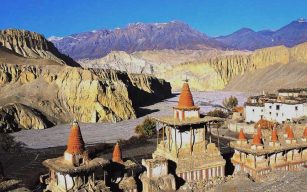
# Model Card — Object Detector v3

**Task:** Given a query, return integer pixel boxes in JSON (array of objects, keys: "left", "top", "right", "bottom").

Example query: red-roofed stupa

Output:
[
  {"left": 112, "top": 142, "right": 123, "bottom": 163},
  {"left": 287, "top": 127, "right": 295, "bottom": 139},
  {"left": 66, "top": 121, "right": 85, "bottom": 155},
  {"left": 252, "top": 134, "right": 262, "bottom": 145},
  {"left": 173, "top": 80, "right": 200, "bottom": 121},
  {"left": 238, "top": 129, "right": 247, "bottom": 140},
  {"left": 64, "top": 120, "right": 88, "bottom": 166}
]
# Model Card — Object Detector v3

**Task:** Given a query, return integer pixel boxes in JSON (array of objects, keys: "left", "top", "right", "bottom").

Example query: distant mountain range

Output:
[
  {"left": 49, "top": 21, "right": 224, "bottom": 60},
  {"left": 49, "top": 19, "right": 307, "bottom": 60},
  {"left": 215, "top": 19, "right": 307, "bottom": 50}
]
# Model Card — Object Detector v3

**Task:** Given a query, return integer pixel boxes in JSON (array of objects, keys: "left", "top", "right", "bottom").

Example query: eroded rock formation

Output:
[
  {"left": 0, "top": 29, "right": 80, "bottom": 67},
  {"left": 0, "top": 64, "right": 171, "bottom": 132},
  {"left": 152, "top": 43, "right": 307, "bottom": 91},
  {"left": 0, "top": 104, "right": 52, "bottom": 132}
]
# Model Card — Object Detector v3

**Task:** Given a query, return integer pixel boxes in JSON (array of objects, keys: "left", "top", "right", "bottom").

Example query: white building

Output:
[{"left": 245, "top": 89, "right": 307, "bottom": 123}]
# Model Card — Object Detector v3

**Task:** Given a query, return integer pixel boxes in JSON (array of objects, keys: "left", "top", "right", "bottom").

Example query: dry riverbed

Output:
[{"left": 11, "top": 91, "right": 250, "bottom": 149}]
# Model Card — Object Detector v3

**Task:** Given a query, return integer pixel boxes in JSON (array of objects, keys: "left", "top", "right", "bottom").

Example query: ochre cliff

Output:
[
  {"left": 0, "top": 29, "right": 80, "bottom": 67},
  {"left": 0, "top": 104, "right": 53, "bottom": 132},
  {"left": 158, "top": 43, "right": 307, "bottom": 91},
  {"left": 83, "top": 43, "right": 307, "bottom": 91},
  {"left": 0, "top": 64, "right": 171, "bottom": 132}
]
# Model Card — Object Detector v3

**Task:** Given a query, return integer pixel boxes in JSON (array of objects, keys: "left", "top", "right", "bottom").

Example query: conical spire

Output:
[
  {"left": 238, "top": 129, "right": 247, "bottom": 140},
  {"left": 112, "top": 142, "right": 123, "bottom": 163},
  {"left": 66, "top": 120, "right": 85, "bottom": 154},
  {"left": 271, "top": 128, "right": 278, "bottom": 142},
  {"left": 177, "top": 82, "right": 195, "bottom": 109},
  {"left": 303, "top": 127, "right": 307, "bottom": 138},
  {"left": 287, "top": 127, "right": 295, "bottom": 139},
  {"left": 252, "top": 134, "right": 262, "bottom": 145},
  {"left": 285, "top": 125, "right": 291, "bottom": 134}
]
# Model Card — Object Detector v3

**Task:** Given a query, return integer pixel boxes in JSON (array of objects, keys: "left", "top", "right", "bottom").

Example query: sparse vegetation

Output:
[
  {"left": 222, "top": 96, "right": 238, "bottom": 111},
  {"left": 207, "top": 109, "right": 228, "bottom": 118},
  {"left": 118, "top": 135, "right": 148, "bottom": 146},
  {"left": 134, "top": 117, "right": 156, "bottom": 137},
  {"left": 0, "top": 133, "right": 24, "bottom": 152}
]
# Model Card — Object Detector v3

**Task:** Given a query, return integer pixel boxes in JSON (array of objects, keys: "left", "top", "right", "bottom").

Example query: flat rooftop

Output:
[
  {"left": 152, "top": 116, "right": 223, "bottom": 126},
  {"left": 230, "top": 140, "right": 307, "bottom": 156}
]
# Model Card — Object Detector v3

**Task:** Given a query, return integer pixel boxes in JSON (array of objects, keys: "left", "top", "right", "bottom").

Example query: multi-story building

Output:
[
  {"left": 149, "top": 81, "right": 226, "bottom": 188},
  {"left": 245, "top": 88, "right": 307, "bottom": 123}
]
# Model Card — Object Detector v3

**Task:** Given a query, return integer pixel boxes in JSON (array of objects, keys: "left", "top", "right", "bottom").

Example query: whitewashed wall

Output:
[
  {"left": 173, "top": 109, "right": 199, "bottom": 121},
  {"left": 245, "top": 102, "right": 306, "bottom": 123},
  {"left": 264, "top": 103, "right": 304, "bottom": 123},
  {"left": 166, "top": 127, "right": 205, "bottom": 147},
  {"left": 56, "top": 172, "right": 74, "bottom": 190},
  {"left": 245, "top": 106, "right": 264, "bottom": 123}
]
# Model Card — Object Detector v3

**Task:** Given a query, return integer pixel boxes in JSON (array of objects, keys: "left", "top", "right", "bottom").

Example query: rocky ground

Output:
[{"left": 212, "top": 169, "right": 307, "bottom": 192}]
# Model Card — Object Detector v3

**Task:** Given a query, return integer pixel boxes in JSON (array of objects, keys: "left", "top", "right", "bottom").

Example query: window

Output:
[
  {"left": 252, "top": 109, "right": 255, "bottom": 112},
  {"left": 269, "top": 112, "right": 272, "bottom": 115},
  {"left": 276, "top": 105, "right": 280, "bottom": 110},
  {"left": 276, "top": 113, "right": 278, "bottom": 116},
  {"left": 269, "top": 106, "right": 272, "bottom": 109},
  {"left": 295, "top": 106, "right": 298, "bottom": 110}
]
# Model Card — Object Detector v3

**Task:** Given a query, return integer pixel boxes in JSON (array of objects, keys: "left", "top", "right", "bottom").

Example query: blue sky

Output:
[{"left": 1, "top": 0, "right": 306, "bottom": 37}]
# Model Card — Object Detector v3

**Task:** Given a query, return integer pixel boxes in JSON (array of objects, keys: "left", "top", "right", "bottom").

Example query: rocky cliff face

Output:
[
  {"left": 0, "top": 29, "right": 80, "bottom": 67},
  {"left": 81, "top": 51, "right": 155, "bottom": 74},
  {"left": 0, "top": 104, "right": 53, "bottom": 132},
  {"left": 84, "top": 43, "right": 307, "bottom": 91},
  {"left": 0, "top": 64, "right": 171, "bottom": 132},
  {"left": 225, "top": 43, "right": 307, "bottom": 91},
  {"left": 177, "top": 43, "right": 307, "bottom": 91}
]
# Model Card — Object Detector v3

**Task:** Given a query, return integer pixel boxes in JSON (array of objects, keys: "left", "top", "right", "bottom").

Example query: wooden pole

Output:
[
  {"left": 64, "top": 174, "right": 68, "bottom": 192},
  {"left": 168, "top": 127, "right": 171, "bottom": 151},
  {"left": 156, "top": 122, "right": 159, "bottom": 147},
  {"left": 217, "top": 122, "right": 220, "bottom": 148},
  {"left": 104, "top": 171, "right": 106, "bottom": 185},
  {"left": 175, "top": 126, "right": 178, "bottom": 157},
  {"left": 190, "top": 126, "right": 192, "bottom": 155},
  {"left": 162, "top": 125, "right": 165, "bottom": 148},
  {"left": 254, "top": 155, "right": 256, "bottom": 169}
]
